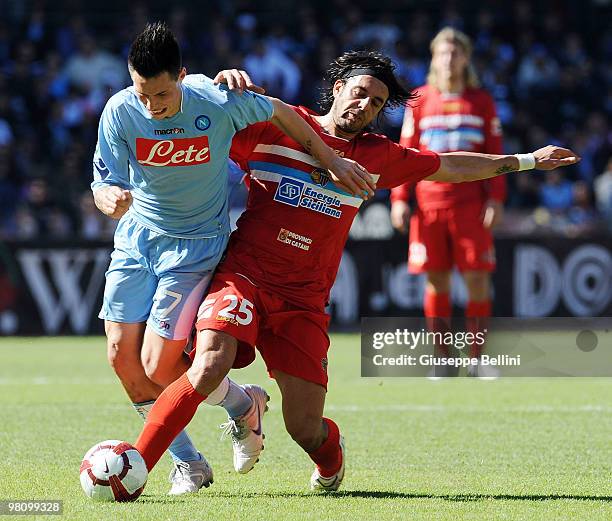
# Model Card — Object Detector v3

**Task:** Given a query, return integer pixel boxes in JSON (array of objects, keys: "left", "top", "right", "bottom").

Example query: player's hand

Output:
[
  {"left": 481, "top": 199, "right": 504, "bottom": 229},
  {"left": 328, "top": 156, "right": 376, "bottom": 199},
  {"left": 390, "top": 200, "right": 410, "bottom": 233},
  {"left": 93, "top": 186, "right": 132, "bottom": 219},
  {"left": 213, "top": 69, "right": 266, "bottom": 95},
  {"left": 532, "top": 145, "right": 580, "bottom": 170}
]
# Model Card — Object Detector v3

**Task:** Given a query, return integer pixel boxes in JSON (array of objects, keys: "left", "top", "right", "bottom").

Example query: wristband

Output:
[{"left": 514, "top": 153, "right": 536, "bottom": 171}]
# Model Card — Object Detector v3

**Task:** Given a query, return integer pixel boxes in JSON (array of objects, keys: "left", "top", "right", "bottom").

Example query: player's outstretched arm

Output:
[
  {"left": 427, "top": 145, "right": 580, "bottom": 183},
  {"left": 93, "top": 186, "right": 133, "bottom": 219}
]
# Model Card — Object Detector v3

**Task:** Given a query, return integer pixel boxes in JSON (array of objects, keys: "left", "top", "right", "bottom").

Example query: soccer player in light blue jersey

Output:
[{"left": 91, "top": 22, "right": 375, "bottom": 495}]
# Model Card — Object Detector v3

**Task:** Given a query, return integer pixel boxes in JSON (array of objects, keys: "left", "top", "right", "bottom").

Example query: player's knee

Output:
[
  {"left": 427, "top": 271, "right": 451, "bottom": 293},
  {"left": 106, "top": 331, "right": 137, "bottom": 374},
  {"left": 464, "top": 273, "right": 490, "bottom": 300},
  {"left": 285, "top": 415, "right": 325, "bottom": 453},
  {"left": 141, "top": 354, "right": 174, "bottom": 387},
  {"left": 141, "top": 356, "right": 159, "bottom": 383},
  {"left": 106, "top": 345, "right": 123, "bottom": 375},
  {"left": 187, "top": 358, "right": 228, "bottom": 394},
  {"left": 187, "top": 331, "right": 236, "bottom": 394},
  {"left": 187, "top": 351, "right": 231, "bottom": 395}
]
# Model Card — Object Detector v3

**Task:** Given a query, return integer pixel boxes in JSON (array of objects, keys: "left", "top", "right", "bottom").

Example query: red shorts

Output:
[
  {"left": 408, "top": 204, "right": 496, "bottom": 273},
  {"left": 195, "top": 271, "right": 331, "bottom": 388}
]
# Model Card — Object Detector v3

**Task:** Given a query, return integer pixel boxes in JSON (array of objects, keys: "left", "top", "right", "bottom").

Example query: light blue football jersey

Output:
[{"left": 91, "top": 74, "right": 273, "bottom": 238}]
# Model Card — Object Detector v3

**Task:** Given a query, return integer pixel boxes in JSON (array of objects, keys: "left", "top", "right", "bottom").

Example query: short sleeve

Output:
[
  {"left": 399, "top": 102, "right": 420, "bottom": 149},
  {"left": 229, "top": 121, "right": 270, "bottom": 167},
  {"left": 378, "top": 141, "right": 440, "bottom": 190},
  {"left": 227, "top": 159, "right": 247, "bottom": 187},
  {"left": 224, "top": 89, "right": 274, "bottom": 132}
]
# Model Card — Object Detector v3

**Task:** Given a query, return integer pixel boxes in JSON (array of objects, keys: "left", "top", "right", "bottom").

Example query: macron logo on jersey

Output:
[{"left": 136, "top": 136, "right": 211, "bottom": 167}]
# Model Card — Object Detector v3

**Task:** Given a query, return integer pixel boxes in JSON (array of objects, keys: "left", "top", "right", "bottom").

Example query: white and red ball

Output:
[{"left": 80, "top": 440, "right": 148, "bottom": 502}]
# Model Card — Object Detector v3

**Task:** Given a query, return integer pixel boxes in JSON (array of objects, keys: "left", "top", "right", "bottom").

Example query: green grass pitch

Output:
[{"left": 1, "top": 335, "right": 611, "bottom": 520}]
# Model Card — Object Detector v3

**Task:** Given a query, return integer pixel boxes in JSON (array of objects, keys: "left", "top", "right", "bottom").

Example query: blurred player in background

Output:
[
  {"left": 132, "top": 51, "right": 579, "bottom": 493},
  {"left": 390, "top": 28, "right": 505, "bottom": 377},
  {"left": 92, "top": 22, "right": 374, "bottom": 494}
]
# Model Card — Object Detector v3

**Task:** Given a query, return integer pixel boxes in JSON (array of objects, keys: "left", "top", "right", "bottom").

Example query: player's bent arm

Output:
[
  {"left": 426, "top": 145, "right": 580, "bottom": 183},
  {"left": 215, "top": 69, "right": 374, "bottom": 197},
  {"left": 91, "top": 101, "right": 132, "bottom": 218},
  {"left": 93, "top": 185, "right": 133, "bottom": 219},
  {"left": 267, "top": 97, "right": 376, "bottom": 197}
]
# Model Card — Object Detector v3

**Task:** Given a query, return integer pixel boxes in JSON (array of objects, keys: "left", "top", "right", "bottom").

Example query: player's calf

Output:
[
  {"left": 141, "top": 331, "right": 191, "bottom": 387},
  {"left": 187, "top": 330, "right": 238, "bottom": 395},
  {"left": 191, "top": 331, "right": 269, "bottom": 474},
  {"left": 285, "top": 415, "right": 328, "bottom": 453},
  {"left": 105, "top": 321, "right": 161, "bottom": 403}
]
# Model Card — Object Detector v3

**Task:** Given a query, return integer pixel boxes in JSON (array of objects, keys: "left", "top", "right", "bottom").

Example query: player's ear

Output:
[
  {"left": 177, "top": 67, "right": 187, "bottom": 82},
  {"left": 332, "top": 79, "right": 345, "bottom": 98}
]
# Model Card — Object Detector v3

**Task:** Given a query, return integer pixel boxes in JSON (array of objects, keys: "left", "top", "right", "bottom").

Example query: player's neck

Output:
[
  {"left": 313, "top": 114, "right": 358, "bottom": 141},
  {"left": 438, "top": 77, "right": 465, "bottom": 95}
]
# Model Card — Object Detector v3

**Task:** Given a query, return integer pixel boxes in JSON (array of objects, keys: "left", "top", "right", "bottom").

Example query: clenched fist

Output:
[{"left": 93, "top": 186, "right": 133, "bottom": 219}]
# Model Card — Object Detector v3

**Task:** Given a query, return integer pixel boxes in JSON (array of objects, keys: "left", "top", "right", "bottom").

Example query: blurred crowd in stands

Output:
[{"left": 0, "top": 0, "right": 610, "bottom": 240}]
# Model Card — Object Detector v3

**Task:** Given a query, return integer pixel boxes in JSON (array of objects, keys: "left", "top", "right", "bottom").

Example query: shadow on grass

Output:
[
  {"left": 340, "top": 491, "right": 612, "bottom": 502},
  {"left": 138, "top": 491, "right": 612, "bottom": 503}
]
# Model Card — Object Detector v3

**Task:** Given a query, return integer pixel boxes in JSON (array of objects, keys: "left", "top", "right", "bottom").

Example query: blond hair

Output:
[{"left": 426, "top": 27, "right": 480, "bottom": 89}]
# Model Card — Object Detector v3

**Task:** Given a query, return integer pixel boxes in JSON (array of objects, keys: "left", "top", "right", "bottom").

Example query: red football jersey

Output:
[
  {"left": 227, "top": 105, "right": 440, "bottom": 309},
  {"left": 390, "top": 85, "right": 506, "bottom": 209}
]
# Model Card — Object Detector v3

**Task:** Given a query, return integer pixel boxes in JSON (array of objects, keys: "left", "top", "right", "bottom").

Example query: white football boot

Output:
[
  {"left": 310, "top": 435, "right": 346, "bottom": 492},
  {"left": 168, "top": 453, "right": 214, "bottom": 495},
  {"left": 220, "top": 384, "right": 269, "bottom": 474},
  {"left": 467, "top": 360, "right": 500, "bottom": 380}
]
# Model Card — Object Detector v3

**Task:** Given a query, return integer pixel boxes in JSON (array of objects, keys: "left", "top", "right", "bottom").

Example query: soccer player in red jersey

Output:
[
  {"left": 133, "top": 51, "right": 579, "bottom": 492},
  {"left": 93, "top": 23, "right": 375, "bottom": 495},
  {"left": 390, "top": 28, "right": 505, "bottom": 376}
]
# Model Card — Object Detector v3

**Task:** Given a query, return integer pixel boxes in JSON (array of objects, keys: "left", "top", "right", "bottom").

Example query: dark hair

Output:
[
  {"left": 319, "top": 51, "right": 416, "bottom": 115},
  {"left": 128, "top": 22, "right": 182, "bottom": 79}
]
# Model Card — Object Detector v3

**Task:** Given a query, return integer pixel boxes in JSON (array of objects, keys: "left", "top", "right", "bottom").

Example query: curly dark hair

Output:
[
  {"left": 128, "top": 22, "right": 182, "bottom": 79},
  {"left": 318, "top": 51, "right": 417, "bottom": 115}
]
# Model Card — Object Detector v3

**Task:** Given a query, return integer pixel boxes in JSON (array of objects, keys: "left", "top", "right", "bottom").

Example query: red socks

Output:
[
  {"left": 424, "top": 291, "right": 450, "bottom": 318},
  {"left": 424, "top": 293, "right": 492, "bottom": 320},
  {"left": 466, "top": 300, "right": 491, "bottom": 358},
  {"left": 424, "top": 291, "right": 451, "bottom": 357},
  {"left": 466, "top": 300, "right": 491, "bottom": 318},
  {"left": 424, "top": 293, "right": 492, "bottom": 358},
  {"left": 135, "top": 374, "right": 206, "bottom": 471},
  {"left": 308, "top": 418, "right": 342, "bottom": 477}
]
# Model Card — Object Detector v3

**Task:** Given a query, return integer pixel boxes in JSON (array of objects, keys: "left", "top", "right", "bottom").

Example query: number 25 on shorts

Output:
[{"left": 199, "top": 295, "right": 254, "bottom": 326}]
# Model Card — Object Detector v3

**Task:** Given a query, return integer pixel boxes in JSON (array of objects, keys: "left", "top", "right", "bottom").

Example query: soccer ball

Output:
[{"left": 79, "top": 440, "right": 148, "bottom": 502}]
